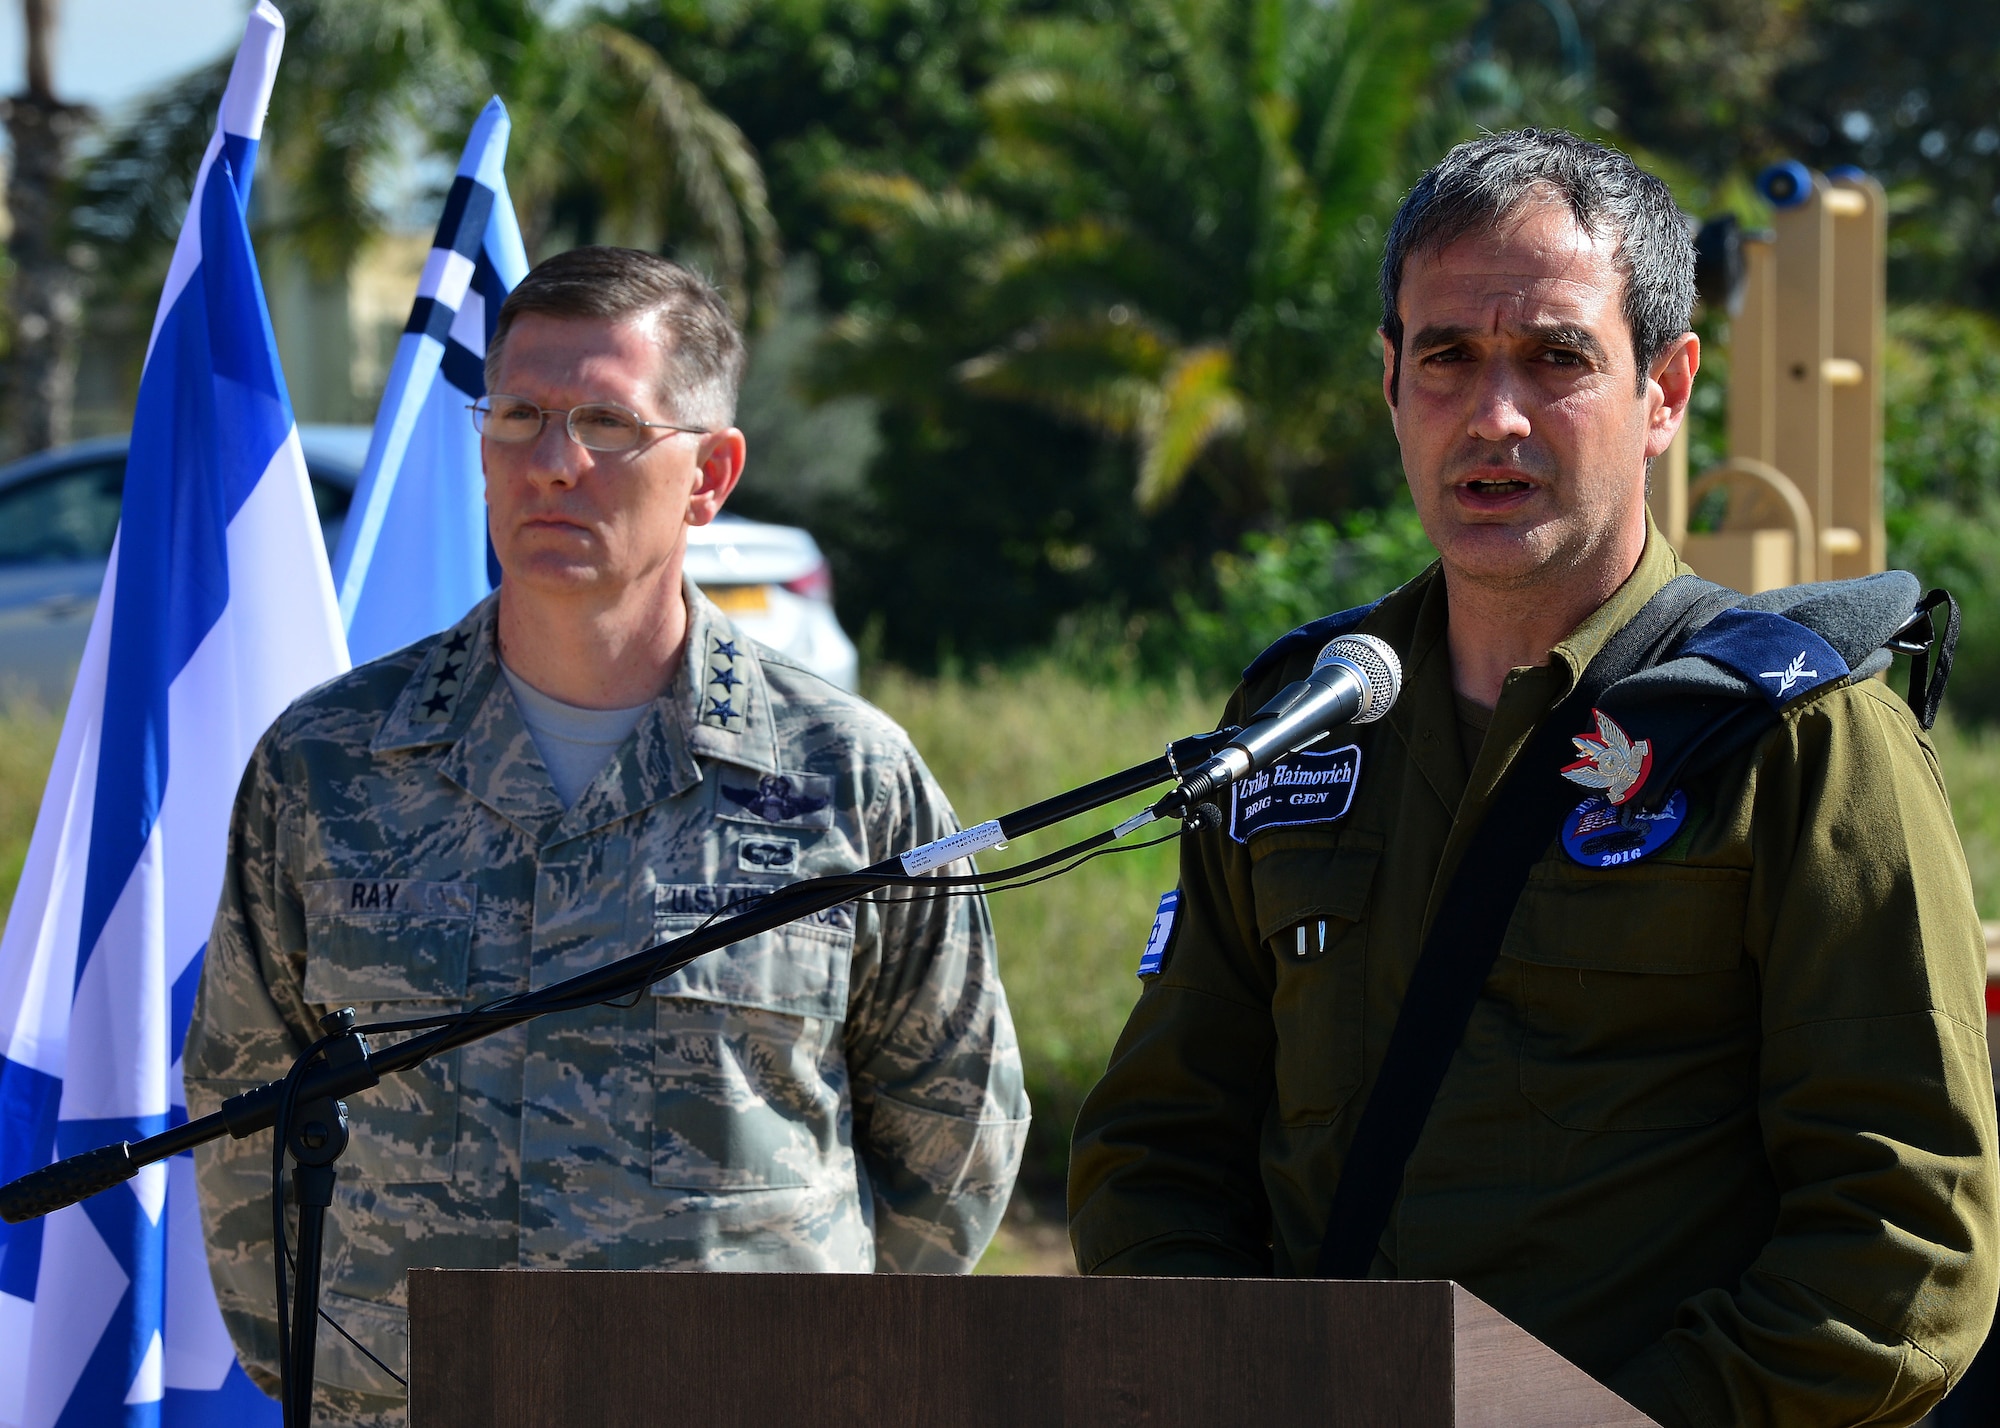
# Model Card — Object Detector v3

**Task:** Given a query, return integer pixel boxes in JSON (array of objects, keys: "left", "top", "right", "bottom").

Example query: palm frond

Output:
[
  {"left": 1135, "top": 343, "right": 1243, "bottom": 510},
  {"left": 587, "top": 24, "right": 781, "bottom": 319}
]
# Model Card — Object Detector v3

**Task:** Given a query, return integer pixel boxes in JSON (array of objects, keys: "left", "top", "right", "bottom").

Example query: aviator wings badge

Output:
[{"left": 1560, "top": 708, "right": 1652, "bottom": 806}]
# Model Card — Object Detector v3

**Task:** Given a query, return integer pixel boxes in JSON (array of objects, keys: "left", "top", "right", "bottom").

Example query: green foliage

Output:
[
  {"left": 1883, "top": 305, "right": 2000, "bottom": 514},
  {"left": 1926, "top": 715, "right": 2000, "bottom": 920},
  {"left": 620, "top": 0, "right": 1026, "bottom": 309},
  {"left": 74, "top": 0, "right": 781, "bottom": 313},
  {"left": 818, "top": 0, "right": 1470, "bottom": 516},
  {"left": 1167, "top": 499, "right": 1436, "bottom": 684},
  {"left": 1889, "top": 499, "right": 2000, "bottom": 722},
  {"left": 1879, "top": 306, "right": 2000, "bottom": 722},
  {"left": 867, "top": 660, "right": 1217, "bottom": 1190}
]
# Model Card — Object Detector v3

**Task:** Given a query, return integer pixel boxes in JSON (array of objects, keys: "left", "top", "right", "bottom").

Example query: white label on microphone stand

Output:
[{"left": 900, "top": 819, "right": 1009, "bottom": 876}]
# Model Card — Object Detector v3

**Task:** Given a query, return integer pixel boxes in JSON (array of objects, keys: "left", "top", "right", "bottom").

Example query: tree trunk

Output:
[{"left": 4, "top": 0, "right": 86, "bottom": 455}]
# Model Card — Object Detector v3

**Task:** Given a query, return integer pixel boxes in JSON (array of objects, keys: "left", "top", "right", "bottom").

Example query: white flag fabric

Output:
[
  {"left": 332, "top": 96, "right": 528, "bottom": 664},
  {"left": 0, "top": 5, "right": 349, "bottom": 1424}
]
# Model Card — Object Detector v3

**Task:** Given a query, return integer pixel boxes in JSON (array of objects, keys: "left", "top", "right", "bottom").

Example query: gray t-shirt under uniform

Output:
[{"left": 500, "top": 661, "right": 651, "bottom": 808}]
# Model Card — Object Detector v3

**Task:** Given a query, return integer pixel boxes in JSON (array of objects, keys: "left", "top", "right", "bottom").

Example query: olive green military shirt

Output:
[
  {"left": 1069, "top": 530, "right": 1999, "bottom": 1428},
  {"left": 187, "top": 585, "right": 1030, "bottom": 1422}
]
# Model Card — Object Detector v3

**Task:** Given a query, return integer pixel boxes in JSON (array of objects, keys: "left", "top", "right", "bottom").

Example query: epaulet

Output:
[
  {"left": 1597, "top": 570, "right": 1924, "bottom": 806},
  {"left": 1242, "top": 599, "right": 1383, "bottom": 686},
  {"left": 1615, "top": 569, "right": 1921, "bottom": 711}
]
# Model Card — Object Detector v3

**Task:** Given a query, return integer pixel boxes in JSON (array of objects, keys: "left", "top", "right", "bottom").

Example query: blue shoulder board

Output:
[
  {"left": 1241, "top": 599, "right": 1383, "bottom": 686},
  {"left": 1675, "top": 606, "right": 1848, "bottom": 708}
]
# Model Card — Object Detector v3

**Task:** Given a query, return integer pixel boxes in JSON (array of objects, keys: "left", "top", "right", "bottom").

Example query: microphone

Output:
[{"left": 1170, "top": 634, "right": 1401, "bottom": 815}]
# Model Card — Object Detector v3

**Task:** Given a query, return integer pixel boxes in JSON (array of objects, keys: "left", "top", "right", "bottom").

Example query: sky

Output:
[{"left": 0, "top": 0, "right": 247, "bottom": 115}]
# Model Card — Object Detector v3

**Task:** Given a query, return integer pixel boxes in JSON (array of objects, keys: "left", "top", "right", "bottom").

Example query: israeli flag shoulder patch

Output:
[{"left": 1137, "top": 890, "right": 1181, "bottom": 978}]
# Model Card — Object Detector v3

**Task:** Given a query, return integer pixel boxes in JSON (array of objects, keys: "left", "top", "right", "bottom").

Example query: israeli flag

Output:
[
  {"left": 332, "top": 96, "right": 528, "bottom": 664},
  {"left": 0, "top": 5, "right": 348, "bottom": 1424}
]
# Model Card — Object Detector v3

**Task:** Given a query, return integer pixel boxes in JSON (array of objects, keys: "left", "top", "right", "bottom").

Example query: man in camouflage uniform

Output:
[{"left": 186, "top": 247, "right": 1029, "bottom": 1423}]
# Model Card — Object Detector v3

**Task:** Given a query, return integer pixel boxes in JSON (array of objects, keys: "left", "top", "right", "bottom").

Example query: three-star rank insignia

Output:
[
  {"left": 700, "top": 636, "right": 747, "bottom": 730},
  {"left": 414, "top": 629, "right": 474, "bottom": 724}
]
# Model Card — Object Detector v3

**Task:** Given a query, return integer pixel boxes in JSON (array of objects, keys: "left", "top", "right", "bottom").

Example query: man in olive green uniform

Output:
[
  {"left": 187, "top": 248, "right": 1029, "bottom": 1423},
  {"left": 1069, "top": 130, "right": 1998, "bottom": 1427}
]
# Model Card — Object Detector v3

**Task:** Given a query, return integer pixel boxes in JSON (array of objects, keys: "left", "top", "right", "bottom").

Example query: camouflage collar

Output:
[
  {"left": 373, "top": 597, "right": 500, "bottom": 754},
  {"left": 368, "top": 584, "right": 782, "bottom": 844},
  {"left": 678, "top": 581, "right": 782, "bottom": 773}
]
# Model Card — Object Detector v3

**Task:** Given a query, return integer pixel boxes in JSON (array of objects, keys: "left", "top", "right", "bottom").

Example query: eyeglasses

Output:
[{"left": 469, "top": 395, "right": 711, "bottom": 452}]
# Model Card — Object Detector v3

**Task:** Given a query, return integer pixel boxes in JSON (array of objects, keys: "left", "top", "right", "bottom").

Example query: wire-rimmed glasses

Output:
[{"left": 469, "top": 395, "right": 711, "bottom": 452}]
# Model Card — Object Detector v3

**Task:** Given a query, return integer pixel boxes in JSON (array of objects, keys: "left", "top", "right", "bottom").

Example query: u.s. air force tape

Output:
[
  {"left": 1228, "top": 744, "right": 1361, "bottom": 843},
  {"left": 900, "top": 819, "right": 1009, "bottom": 876}
]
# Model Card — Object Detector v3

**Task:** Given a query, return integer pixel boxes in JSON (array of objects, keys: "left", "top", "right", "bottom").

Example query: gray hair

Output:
[
  {"left": 1379, "top": 128, "right": 1694, "bottom": 400},
  {"left": 487, "top": 246, "right": 746, "bottom": 429}
]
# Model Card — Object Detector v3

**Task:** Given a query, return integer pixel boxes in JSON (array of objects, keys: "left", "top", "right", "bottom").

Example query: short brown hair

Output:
[{"left": 486, "top": 246, "right": 747, "bottom": 428}]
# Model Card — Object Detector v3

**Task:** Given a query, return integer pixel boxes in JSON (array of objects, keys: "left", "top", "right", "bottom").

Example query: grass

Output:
[
  {"left": 1926, "top": 715, "right": 2000, "bottom": 918},
  {"left": 865, "top": 663, "right": 1220, "bottom": 1192},
  {"left": 0, "top": 699, "right": 62, "bottom": 918}
]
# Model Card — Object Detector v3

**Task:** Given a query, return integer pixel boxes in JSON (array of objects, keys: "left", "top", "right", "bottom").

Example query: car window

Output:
[
  {"left": 0, "top": 460, "right": 125, "bottom": 564},
  {"left": 0, "top": 457, "right": 357, "bottom": 570}
]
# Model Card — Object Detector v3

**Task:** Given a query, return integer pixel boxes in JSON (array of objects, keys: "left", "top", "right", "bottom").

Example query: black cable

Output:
[
  {"left": 317, "top": 1306, "right": 407, "bottom": 1388},
  {"left": 861, "top": 828, "right": 1181, "bottom": 904},
  {"left": 265, "top": 813, "right": 1181, "bottom": 1415},
  {"left": 271, "top": 1028, "right": 340, "bottom": 1427},
  {"left": 278, "top": 1243, "right": 408, "bottom": 1389},
  {"left": 350, "top": 817, "right": 1175, "bottom": 1040}
]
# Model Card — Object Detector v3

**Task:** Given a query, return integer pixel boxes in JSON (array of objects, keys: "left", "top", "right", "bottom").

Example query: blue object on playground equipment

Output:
[{"left": 1758, "top": 160, "right": 1816, "bottom": 209}]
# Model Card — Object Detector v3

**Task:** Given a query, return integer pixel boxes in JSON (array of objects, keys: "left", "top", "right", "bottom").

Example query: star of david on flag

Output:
[
  {"left": 0, "top": 5, "right": 349, "bottom": 1423},
  {"left": 331, "top": 96, "right": 529, "bottom": 665}
]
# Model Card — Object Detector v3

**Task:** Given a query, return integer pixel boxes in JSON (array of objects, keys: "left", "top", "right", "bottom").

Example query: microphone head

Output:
[{"left": 1312, "top": 633, "right": 1401, "bottom": 724}]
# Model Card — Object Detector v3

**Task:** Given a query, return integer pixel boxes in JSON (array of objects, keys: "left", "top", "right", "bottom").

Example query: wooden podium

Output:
[{"left": 408, "top": 1271, "right": 1657, "bottom": 1427}]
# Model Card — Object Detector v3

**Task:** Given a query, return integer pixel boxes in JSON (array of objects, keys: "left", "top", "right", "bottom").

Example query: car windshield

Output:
[
  {"left": 0, "top": 451, "right": 355, "bottom": 567},
  {"left": 0, "top": 459, "right": 124, "bottom": 564}
]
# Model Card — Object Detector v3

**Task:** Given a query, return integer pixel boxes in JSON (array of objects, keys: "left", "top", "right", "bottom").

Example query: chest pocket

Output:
[
  {"left": 302, "top": 879, "right": 473, "bottom": 1184},
  {"left": 646, "top": 888, "right": 855, "bottom": 1191},
  {"left": 1502, "top": 862, "right": 1755, "bottom": 1132},
  {"left": 1253, "top": 839, "right": 1381, "bottom": 1126}
]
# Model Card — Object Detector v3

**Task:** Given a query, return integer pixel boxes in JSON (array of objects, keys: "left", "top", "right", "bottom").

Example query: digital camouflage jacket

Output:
[{"left": 187, "top": 585, "right": 1029, "bottom": 1422}]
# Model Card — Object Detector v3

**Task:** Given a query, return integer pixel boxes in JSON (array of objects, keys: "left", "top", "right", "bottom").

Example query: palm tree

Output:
[
  {"left": 73, "top": 0, "right": 780, "bottom": 319},
  {"left": 819, "top": 0, "right": 1472, "bottom": 516},
  {"left": 4, "top": 0, "right": 88, "bottom": 453}
]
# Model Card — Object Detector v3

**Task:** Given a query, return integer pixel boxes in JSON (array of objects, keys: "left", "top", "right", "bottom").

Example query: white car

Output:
[
  {"left": 0, "top": 428, "right": 857, "bottom": 705},
  {"left": 686, "top": 513, "right": 858, "bottom": 690}
]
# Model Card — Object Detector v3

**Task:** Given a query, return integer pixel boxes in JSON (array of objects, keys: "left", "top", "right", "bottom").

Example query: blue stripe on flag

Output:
[
  {"left": 475, "top": 243, "right": 509, "bottom": 350},
  {"left": 440, "top": 338, "right": 484, "bottom": 396},
  {"left": 334, "top": 96, "right": 525, "bottom": 664},
  {"left": 59, "top": 1163, "right": 166, "bottom": 1428},
  {"left": 219, "top": 133, "right": 257, "bottom": 214},
  {"left": 0, "top": 1056, "right": 60, "bottom": 1297},
  {"left": 404, "top": 296, "right": 455, "bottom": 342},
  {"left": 37, "top": 1115, "right": 173, "bottom": 1428},
  {"left": 434, "top": 174, "right": 494, "bottom": 258},
  {"left": 76, "top": 155, "right": 294, "bottom": 983},
  {"left": 170, "top": 948, "right": 206, "bottom": 1063},
  {"left": 440, "top": 175, "right": 494, "bottom": 258}
]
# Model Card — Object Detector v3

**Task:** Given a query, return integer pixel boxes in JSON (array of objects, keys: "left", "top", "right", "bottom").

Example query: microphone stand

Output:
[{"left": 0, "top": 727, "right": 1235, "bottom": 1428}]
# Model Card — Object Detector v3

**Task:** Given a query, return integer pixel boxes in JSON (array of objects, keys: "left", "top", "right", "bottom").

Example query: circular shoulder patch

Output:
[{"left": 1561, "top": 789, "right": 1687, "bottom": 868}]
